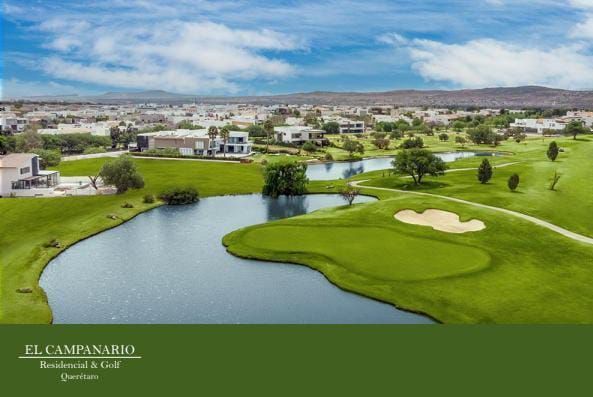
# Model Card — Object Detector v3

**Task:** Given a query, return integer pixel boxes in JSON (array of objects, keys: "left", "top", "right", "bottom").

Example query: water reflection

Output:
[{"left": 40, "top": 194, "right": 433, "bottom": 324}]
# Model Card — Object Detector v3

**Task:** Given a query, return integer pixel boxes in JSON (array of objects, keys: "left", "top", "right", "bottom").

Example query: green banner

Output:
[{"left": 1, "top": 325, "right": 591, "bottom": 395}]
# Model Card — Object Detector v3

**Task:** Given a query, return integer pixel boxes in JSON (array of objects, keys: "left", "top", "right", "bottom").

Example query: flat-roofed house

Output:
[
  {"left": 136, "top": 129, "right": 252, "bottom": 156},
  {"left": 0, "top": 153, "right": 60, "bottom": 197},
  {"left": 275, "top": 126, "right": 328, "bottom": 145}
]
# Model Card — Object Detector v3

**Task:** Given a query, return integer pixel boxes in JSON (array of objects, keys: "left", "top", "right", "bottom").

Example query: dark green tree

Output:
[
  {"left": 262, "top": 162, "right": 308, "bottom": 198},
  {"left": 99, "top": 155, "right": 145, "bottom": 194},
  {"left": 477, "top": 159, "right": 493, "bottom": 184},
  {"left": 547, "top": 141, "right": 559, "bottom": 161},
  {"left": 342, "top": 137, "right": 364, "bottom": 157},
  {"left": 321, "top": 122, "right": 340, "bottom": 135},
  {"left": 508, "top": 173, "right": 520, "bottom": 191},
  {"left": 393, "top": 149, "right": 448, "bottom": 185}
]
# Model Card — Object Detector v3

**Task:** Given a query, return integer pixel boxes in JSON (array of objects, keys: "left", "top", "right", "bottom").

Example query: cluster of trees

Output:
[
  {"left": 262, "top": 162, "right": 309, "bottom": 197},
  {"left": 0, "top": 129, "right": 111, "bottom": 157},
  {"left": 466, "top": 125, "right": 502, "bottom": 145}
]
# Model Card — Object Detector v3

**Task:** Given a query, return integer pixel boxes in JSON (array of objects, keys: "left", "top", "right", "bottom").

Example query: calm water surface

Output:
[
  {"left": 41, "top": 194, "right": 433, "bottom": 324},
  {"left": 306, "top": 151, "right": 500, "bottom": 181}
]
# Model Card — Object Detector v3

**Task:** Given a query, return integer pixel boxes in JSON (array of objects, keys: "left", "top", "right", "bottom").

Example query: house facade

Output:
[
  {"left": 509, "top": 118, "right": 567, "bottom": 133},
  {"left": 275, "top": 126, "right": 328, "bottom": 145},
  {"left": 0, "top": 154, "right": 60, "bottom": 197},
  {"left": 136, "top": 129, "right": 252, "bottom": 156}
]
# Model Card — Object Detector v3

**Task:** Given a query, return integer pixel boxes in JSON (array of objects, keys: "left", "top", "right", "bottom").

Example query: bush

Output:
[
  {"left": 32, "top": 149, "right": 61, "bottom": 168},
  {"left": 324, "top": 152, "right": 334, "bottom": 161},
  {"left": 121, "top": 202, "right": 134, "bottom": 208},
  {"left": 83, "top": 146, "right": 107, "bottom": 155},
  {"left": 159, "top": 187, "right": 200, "bottom": 205},
  {"left": 400, "top": 137, "right": 424, "bottom": 149},
  {"left": 508, "top": 173, "right": 520, "bottom": 191},
  {"left": 302, "top": 141, "right": 317, "bottom": 153},
  {"left": 143, "top": 194, "right": 155, "bottom": 204}
]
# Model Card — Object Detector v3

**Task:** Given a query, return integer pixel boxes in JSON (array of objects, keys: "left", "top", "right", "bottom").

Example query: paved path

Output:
[
  {"left": 350, "top": 180, "right": 593, "bottom": 245},
  {"left": 62, "top": 151, "right": 128, "bottom": 161}
]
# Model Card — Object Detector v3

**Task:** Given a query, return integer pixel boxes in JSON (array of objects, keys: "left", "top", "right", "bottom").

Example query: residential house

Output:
[
  {"left": 136, "top": 129, "right": 252, "bottom": 156},
  {"left": 275, "top": 126, "right": 328, "bottom": 145},
  {"left": 0, "top": 153, "right": 60, "bottom": 197},
  {"left": 509, "top": 118, "right": 567, "bottom": 133}
]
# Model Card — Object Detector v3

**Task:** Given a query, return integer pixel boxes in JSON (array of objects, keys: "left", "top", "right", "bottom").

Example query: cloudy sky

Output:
[{"left": 2, "top": 0, "right": 593, "bottom": 97}]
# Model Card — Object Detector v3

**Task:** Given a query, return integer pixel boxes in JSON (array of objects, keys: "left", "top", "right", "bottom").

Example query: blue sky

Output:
[{"left": 2, "top": 0, "right": 593, "bottom": 97}]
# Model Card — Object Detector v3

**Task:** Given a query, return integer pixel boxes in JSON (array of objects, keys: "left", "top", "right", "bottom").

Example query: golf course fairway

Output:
[{"left": 224, "top": 195, "right": 593, "bottom": 323}]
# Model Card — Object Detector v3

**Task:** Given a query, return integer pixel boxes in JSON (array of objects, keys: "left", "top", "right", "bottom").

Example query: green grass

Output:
[
  {"left": 0, "top": 158, "right": 263, "bottom": 323},
  {"left": 224, "top": 195, "right": 593, "bottom": 323},
  {"left": 360, "top": 137, "right": 593, "bottom": 237}
]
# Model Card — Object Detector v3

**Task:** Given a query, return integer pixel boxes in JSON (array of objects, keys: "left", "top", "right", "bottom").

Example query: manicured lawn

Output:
[
  {"left": 360, "top": 137, "right": 593, "bottom": 237},
  {"left": 0, "top": 158, "right": 263, "bottom": 323},
  {"left": 224, "top": 195, "right": 593, "bottom": 323}
]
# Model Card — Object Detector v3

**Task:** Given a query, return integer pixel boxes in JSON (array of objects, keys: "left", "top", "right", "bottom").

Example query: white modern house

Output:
[
  {"left": 509, "top": 118, "right": 567, "bottom": 133},
  {"left": 0, "top": 154, "right": 60, "bottom": 197},
  {"left": 0, "top": 116, "right": 29, "bottom": 134},
  {"left": 38, "top": 122, "right": 112, "bottom": 136},
  {"left": 324, "top": 117, "right": 365, "bottom": 134},
  {"left": 274, "top": 126, "right": 327, "bottom": 145},
  {"left": 136, "top": 129, "right": 252, "bottom": 157}
]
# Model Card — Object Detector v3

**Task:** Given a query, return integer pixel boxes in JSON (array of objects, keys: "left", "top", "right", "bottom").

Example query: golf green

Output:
[{"left": 240, "top": 225, "right": 491, "bottom": 281}]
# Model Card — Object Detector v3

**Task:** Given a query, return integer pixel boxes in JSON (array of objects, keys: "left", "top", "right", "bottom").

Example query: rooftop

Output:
[{"left": 0, "top": 153, "right": 37, "bottom": 168}]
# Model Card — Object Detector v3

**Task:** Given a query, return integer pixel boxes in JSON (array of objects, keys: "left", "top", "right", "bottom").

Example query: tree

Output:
[
  {"left": 16, "top": 128, "right": 43, "bottom": 152},
  {"left": 477, "top": 159, "right": 493, "bottom": 184},
  {"left": 32, "top": 149, "right": 61, "bottom": 169},
  {"left": 455, "top": 136, "right": 467, "bottom": 147},
  {"left": 262, "top": 162, "right": 308, "bottom": 198},
  {"left": 339, "top": 185, "right": 360, "bottom": 206},
  {"left": 207, "top": 126, "right": 218, "bottom": 157},
  {"left": 372, "top": 137, "right": 390, "bottom": 150},
  {"left": 302, "top": 141, "right": 317, "bottom": 154},
  {"left": 110, "top": 126, "right": 121, "bottom": 148},
  {"left": 342, "top": 137, "right": 364, "bottom": 157},
  {"left": 322, "top": 122, "right": 340, "bottom": 135},
  {"left": 565, "top": 120, "right": 588, "bottom": 140},
  {"left": 400, "top": 137, "right": 424, "bottom": 149},
  {"left": 246, "top": 124, "right": 265, "bottom": 137},
  {"left": 0, "top": 135, "right": 8, "bottom": 154},
  {"left": 549, "top": 171, "right": 561, "bottom": 191},
  {"left": 99, "top": 155, "right": 145, "bottom": 194},
  {"left": 219, "top": 126, "right": 230, "bottom": 158},
  {"left": 263, "top": 119, "right": 274, "bottom": 153},
  {"left": 547, "top": 141, "right": 559, "bottom": 161},
  {"left": 467, "top": 125, "right": 496, "bottom": 145},
  {"left": 393, "top": 149, "right": 448, "bottom": 185},
  {"left": 508, "top": 173, "right": 520, "bottom": 191},
  {"left": 438, "top": 133, "right": 449, "bottom": 142}
]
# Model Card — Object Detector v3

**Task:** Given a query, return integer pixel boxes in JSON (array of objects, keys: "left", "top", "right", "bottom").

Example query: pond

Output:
[
  {"left": 40, "top": 194, "right": 434, "bottom": 324},
  {"left": 306, "top": 151, "right": 500, "bottom": 181}
]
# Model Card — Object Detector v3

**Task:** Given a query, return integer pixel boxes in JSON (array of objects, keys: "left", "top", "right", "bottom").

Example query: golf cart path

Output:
[{"left": 350, "top": 180, "right": 593, "bottom": 245}]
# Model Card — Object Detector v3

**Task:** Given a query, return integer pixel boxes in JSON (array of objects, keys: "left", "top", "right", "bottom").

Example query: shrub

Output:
[
  {"left": 400, "top": 137, "right": 424, "bottom": 149},
  {"left": 121, "top": 202, "right": 134, "bottom": 208},
  {"left": 324, "top": 152, "right": 334, "bottom": 161},
  {"left": 302, "top": 141, "right": 317, "bottom": 153},
  {"left": 83, "top": 146, "right": 107, "bottom": 155},
  {"left": 477, "top": 159, "right": 493, "bottom": 184},
  {"left": 508, "top": 173, "right": 520, "bottom": 191},
  {"left": 159, "top": 187, "right": 200, "bottom": 205},
  {"left": 438, "top": 133, "right": 449, "bottom": 142},
  {"left": 143, "top": 194, "right": 155, "bottom": 204},
  {"left": 547, "top": 141, "right": 559, "bottom": 161}
]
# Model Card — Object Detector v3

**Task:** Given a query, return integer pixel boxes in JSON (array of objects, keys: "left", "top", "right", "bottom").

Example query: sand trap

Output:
[{"left": 394, "top": 209, "right": 486, "bottom": 234}]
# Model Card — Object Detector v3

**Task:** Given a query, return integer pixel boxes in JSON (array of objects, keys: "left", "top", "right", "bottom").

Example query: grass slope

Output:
[
  {"left": 224, "top": 196, "right": 593, "bottom": 323},
  {"left": 0, "top": 158, "right": 263, "bottom": 323}
]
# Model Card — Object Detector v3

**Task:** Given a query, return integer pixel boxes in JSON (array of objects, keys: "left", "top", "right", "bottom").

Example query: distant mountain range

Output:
[{"left": 5, "top": 86, "right": 593, "bottom": 108}]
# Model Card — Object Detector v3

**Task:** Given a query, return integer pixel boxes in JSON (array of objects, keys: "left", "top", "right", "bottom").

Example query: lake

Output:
[
  {"left": 306, "top": 151, "right": 500, "bottom": 181},
  {"left": 40, "top": 194, "right": 434, "bottom": 324}
]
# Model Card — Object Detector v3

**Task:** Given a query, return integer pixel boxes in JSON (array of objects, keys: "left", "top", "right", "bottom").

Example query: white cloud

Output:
[
  {"left": 405, "top": 39, "right": 593, "bottom": 89},
  {"left": 569, "top": 0, "right": 593, "bottom": 9},
  {"left": 29, "top": 19, "right": 302, "bottom": 94}
]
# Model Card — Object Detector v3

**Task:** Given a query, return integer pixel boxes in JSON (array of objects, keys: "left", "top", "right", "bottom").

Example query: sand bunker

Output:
[{"left": 394, "top": 209, "right": 486, "bottom": 234}]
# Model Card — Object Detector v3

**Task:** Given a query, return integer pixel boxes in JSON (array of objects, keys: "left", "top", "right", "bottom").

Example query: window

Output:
[{"left": 20, "top": 167, "right": 30, "bottom": 175}]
